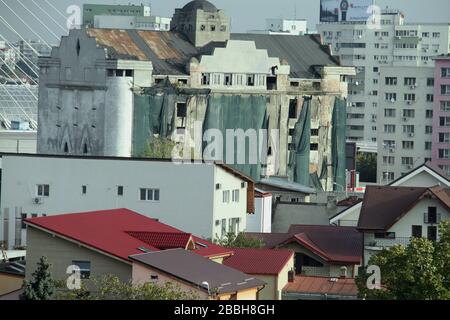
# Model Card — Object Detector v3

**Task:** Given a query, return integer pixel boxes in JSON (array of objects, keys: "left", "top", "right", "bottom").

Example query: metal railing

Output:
[{"left": 365, "top": 237, "right": 412, "bottom": 248}]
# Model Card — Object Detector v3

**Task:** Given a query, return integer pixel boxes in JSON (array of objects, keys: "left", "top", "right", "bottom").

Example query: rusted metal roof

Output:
[{"left": 283, "top": 276, "right": 358, "bottom": 298}]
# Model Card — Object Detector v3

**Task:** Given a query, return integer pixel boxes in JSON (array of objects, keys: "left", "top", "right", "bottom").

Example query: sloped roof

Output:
[
  {"left": 25, "top": 209, "right": 233, "bottom": 261},
  {"left": 283, "top": 275, "right": 358, "bottom": 297},
  {"left": 126, "top": 232, "right": 193, "bottom": 250},
  {"left": 223, "top": 248, "right": 294, "bottom": 276},
  {"left": 82, "top": 29, "right": 339, "bottom": 78},
  {"left": 358, "top": 186, "right": 450, "bottom": 231},
  {"left": 130, "top": 249, "right": 265, "bottom": 295},
  {"left": 258, "top": 177, "right": 316, "bottom": 194},
  {"left": 230, "top": 33, "right": 340, "bottom": 78},
  {"left": 247, "top": 225, "right": 362, "bottom": 264}
]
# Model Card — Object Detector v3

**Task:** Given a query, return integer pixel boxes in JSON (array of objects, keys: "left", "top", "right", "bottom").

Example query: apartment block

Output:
[{"left": 317, "top": 10, "right": 450, "bottom": 181}]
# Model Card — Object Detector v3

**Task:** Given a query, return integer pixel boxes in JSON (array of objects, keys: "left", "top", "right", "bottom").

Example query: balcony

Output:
[{"left": 365, "top": 237, "right": 412, "bottom": 250}]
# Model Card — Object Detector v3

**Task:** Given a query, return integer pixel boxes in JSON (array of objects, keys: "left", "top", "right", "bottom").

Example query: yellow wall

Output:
[{"left": 0, "top": 274, "right": 23, "bottom": 296}]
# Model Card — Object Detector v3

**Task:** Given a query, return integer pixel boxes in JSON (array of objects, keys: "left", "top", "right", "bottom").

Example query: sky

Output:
[{"left": 1, "top": 0, "right": 450, "bottom": 44}]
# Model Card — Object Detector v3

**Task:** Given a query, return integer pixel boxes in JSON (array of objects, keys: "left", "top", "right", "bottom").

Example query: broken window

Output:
[
  {"left": 288, "top": 99, "right": 298, "bottom": 119},
  {"left": 220, "top": 25, "right": 227, "bottom": 32},
  {"left": 211, "top": 25, "right": 216, "bottom": 31},
  {"left": 200, "top": 25, "right": 206, "bottom": 31},
  {"left": 178, "top": 79, "right": 188, "bottom": 86},
  {"left": 224, "top": 74, "right": 232, "bottom": 86},
  {"left": 107, "top": 69, "right": 115, "bottom": 77},
  {"left": 125, "top": 70, "right": 133, "bottom": 77},
  {"left": 247, "top": 74, "right": 255, "bottom": 86},
  {"left": 311, "top": 129, "right": 319, "bottom": 136},
  {"left": 267, "top": 76, "right": 277, "bottom": 90},
  {"left": 176, "top": 102, "right": 187, "bottom": 129},
  {"left": 201, "top": 73, "right": 210, "bottom": 85},
  {"left": 310, "top": 143, "right": 319, "bottom": 151},
  {"left": 116, "top": 69, "right": 124, "bottom": 77}
]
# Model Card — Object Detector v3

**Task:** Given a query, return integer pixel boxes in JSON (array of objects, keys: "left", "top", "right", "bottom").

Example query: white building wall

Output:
[
  {"left": 0, "top": 155, "right": 249, "bottom": 248},
  {"left": 247, "top": 195, "right": 272, "bottom": 233}
]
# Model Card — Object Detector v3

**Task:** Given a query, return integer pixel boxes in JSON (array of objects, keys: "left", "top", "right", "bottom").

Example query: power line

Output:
[
  {"left": 16, "top": 0, "right": 61, "bottom": 41},
  {"left": 0, "top": 15, "right": 40, "bottom": 56},
  {"left": 0, "top": 33, "right": 40, "bottom": 79},
  {"left": 0, "top": 0, "right": 52, "bottom": 48},
  {"left": 43, "top": 0, "right": 69, "bottom": 22},
  {"left": 0, "top": 53, "right": 38, "bottom": 86},
  {"left": 0, "top": 55, "right": 38, "bottom": 99},
  {"left": 31, "top": 0, "right": 68, "bottom": 33}
]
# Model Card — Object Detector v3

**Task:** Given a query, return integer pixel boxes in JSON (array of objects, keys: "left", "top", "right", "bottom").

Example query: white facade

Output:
[
  {"left": 247, "top": 191, "right": 272, "bottom": 233},
  {"left": 249, "top": 19, "right": 307, "bottom": 36},
  {"left": 0, "top": 131, "right": 36, "bottom": 154},
  {"left": 317, "top": 11, "right": 450, "bottom": 178},
  {"left": 363, "top": 197, "right": 450, "bottom": 265},
  {"left": 331, "top": 163, "right": 450, "bottom": 226},
  {"left": 0, "top": 154, "right": 251, "bottom": 248},
  {"left": 94, "top": 15, "right": 171, "bottom": 31}
]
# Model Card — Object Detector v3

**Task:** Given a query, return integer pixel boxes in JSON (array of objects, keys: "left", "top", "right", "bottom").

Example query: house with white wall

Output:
[
  {"left": 246, "top": 188, "right": 272, "bottom": 233},
  {"left": 0, "top": 153, "right": 255, "bottom": 249},
  {"left": 330, "top": 162, "right": 450, "bottom": 226},
  {"left": 358, "top": 185, "right": 450, "bottom": 265}
]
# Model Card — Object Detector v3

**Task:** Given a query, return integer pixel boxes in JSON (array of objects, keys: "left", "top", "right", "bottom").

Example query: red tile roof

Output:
[
  {"left": 223, "top": 248, "right": 294, "bottom": 276},
  {"left": 248, "top": 225, "right": 362, "bottom": 264},
  {"left": 283, "top": 276, "right": 358, "bottom": 297},
  {"left": 25, "top": 209, "right": 233, "bottom": 261},
  {"left": 126, "top": 232, "right": 193, "bottom": 250}
]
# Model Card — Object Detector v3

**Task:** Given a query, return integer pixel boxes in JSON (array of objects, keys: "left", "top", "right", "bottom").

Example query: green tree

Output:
[
  {"left": 215, "top": 232, "right": 265, "bottom": 249},
  {"left": 21, "top": 256, "right": 55, "bottom": 300},
  {"left": 55, "top": 275, "right": 199, "bottom": 300},
  {"left": 356, "top": 221, "right": 450, "bottom": 300},
  {"left": 356, "top": 152, "right": 377, "bottom": 183},
  {"left": 141, "top": 136, "right": 177, "bottom": 159}
]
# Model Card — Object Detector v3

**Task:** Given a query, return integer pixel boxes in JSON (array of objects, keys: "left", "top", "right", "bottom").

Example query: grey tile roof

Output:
[{"left": 129, "top": 249, "right": 265, "bottom": 295}]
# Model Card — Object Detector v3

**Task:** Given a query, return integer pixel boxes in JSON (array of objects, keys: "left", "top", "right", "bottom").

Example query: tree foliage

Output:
[
  {"left": 356, "top": 152, "right": 377, "bottom": 183},
  {"left": 356, "top": 221, "right": 450, "bottom": 300},
  {"left": 215, "top": 232, "right": 265, "bottom": 249},
  {"left": 141, "top": 136, "right": 177, "bottom": 159},
  {"left": 55, "top": 275, "right": 200, "bottom": 300},
  {"left": 21, "top": 256, "right": 55, "bottom": 300}
]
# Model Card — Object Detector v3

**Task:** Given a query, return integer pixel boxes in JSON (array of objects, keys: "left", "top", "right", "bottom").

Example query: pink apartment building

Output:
[{"left": 432, "top": 55, "right": 450, "bottom": 174}]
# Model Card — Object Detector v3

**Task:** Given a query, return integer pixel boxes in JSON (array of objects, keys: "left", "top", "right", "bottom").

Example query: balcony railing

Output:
[{"left": 365, "top": 237, "right": 412, "bottom": 248}]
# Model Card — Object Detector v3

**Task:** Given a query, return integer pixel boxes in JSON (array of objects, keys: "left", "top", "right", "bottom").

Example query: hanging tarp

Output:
[
  {"left": 203, "top": 94, "right": 268, "bottom": 180},
  {"left": 289, "top": 98, "right": 311, "bottom": 187},
  {"left": 332, "top": 98, "right": 347, "bottom": 191}
]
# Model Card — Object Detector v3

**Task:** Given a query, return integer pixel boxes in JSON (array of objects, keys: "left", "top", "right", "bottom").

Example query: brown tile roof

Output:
[
  {"left": 223, "top": 248, "right": 294, "bottom": 276},
  {"left": 358, "top": 185, "right": 450, "bottom": 231},
  {"left": 129, "top": 249, "right": 265, "bottom": 295},
  {"left": 247, "top": 225, "right": 362, "bottom": 264},
  {"left": 283, "top": 276, "right": 358, "bottom": 297}
]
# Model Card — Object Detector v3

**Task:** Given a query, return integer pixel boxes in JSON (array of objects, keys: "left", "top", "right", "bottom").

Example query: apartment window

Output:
[
  {"left": 36, "top": 184, "right": 50, "bottom": 197},
  {"left": 439, "top": 133, "right": 450, "bottom": 143},
  {"left": 223, "top": 190, "right": 230, "bottom": 203},
  {"left": 426, "top": 110, "right": 433, "bottom": 118},
  {"left": 425, "top": 142, "right": 432, "bottom": 150},
  {"left": 439, "top": 148, "right": 450, "bottom": 159},
  {"left": 384, "top": 125, "right": 396, "bottom": 133},
  {"left": 441, "top": 85, "right": 450, "bottom": 95},
  {"left": 373, "top": 67, "right": 379, "bottom": 72},
  {"left": 232, "top": 190, "right": 240, "bottom": 202},
  {"left": 403, "top": 125, "right": 415, "bottom": 134},
  {"left": 82, "top": 185, "right": 87, "bottom": 195},
  {"left": 310, "top": 143, "right": 319, "bottom": 151},
  {"left": 384, "top": 109, "right": 396, "bottom": 117},
  {"left": 440, "top": 116, "right": 450, "bottom": 127},
  {"left": 425, "top": 126, "right": 433, "bottom": 134},
  {"left": 426, "top": 94, "right": 434, "bottom": 102},
  {"left": 426, "top": 78, "right": 434, "bottom": 87},
  {"left": 412, "top": 225, "right": 422, "bottom": 238},
  {"left": 402, "top": 157, "right": 413, "bottom": 165},
  {"left": 385, "top": 93, "right": 397, "bottom": 102},
  {"left": 140, "top": 188, "right": 160, "bottom": 201},
  {"left": 404, "top": 94, "right": 416, "bottom": 102},
  {"left": 383, "top": 140, "right": 394, "bottom": 148},
  {"left": 402, "top": 141, "right": 414, "bottom": 149},
  {"left": 229, "top": 218, "right": 240, "bottom": 235},
  {"left": 117, "top": 186, "right": 124, "bottom": 196},
  {"left": 311, "top": 129, "right": 319, "bottom": 136},
  {"left": 385, "top": 77, "right": 397, "bottom": 86},
  {"left": 440, "top": 101, "right": 450, "bottom": 111},
  {"left": 72, "top": 261, "right": 91, "bottom": 279},
  {"left": 21, "top": 213, "right": 27, "bottom": 229},
  {"left": 383, "top": 156, "right": 395, "bottom": 165},
  {"left": 221, "top": 219, "right": 227, "bottom": 237},
  {"left": 422, "top": 32, "right": 430, "bottom": 38},
  {"left": 441, "top": 68, "right": 450, "bottom": 78},
  {"left": 403, "top": 109, "right": 415, "bottom": 118},
  {"left": 433, "top": 32, "right": 441, "bottom": 38}
]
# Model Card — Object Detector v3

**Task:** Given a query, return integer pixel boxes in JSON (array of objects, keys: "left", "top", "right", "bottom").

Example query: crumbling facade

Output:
[{"left": 37, "top": 0, "right": 354, "bottom": 191}]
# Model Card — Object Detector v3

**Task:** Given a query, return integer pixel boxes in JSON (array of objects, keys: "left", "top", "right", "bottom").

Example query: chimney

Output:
[{"left": 340, "top": 266, "right": 348, "bottom": 279}]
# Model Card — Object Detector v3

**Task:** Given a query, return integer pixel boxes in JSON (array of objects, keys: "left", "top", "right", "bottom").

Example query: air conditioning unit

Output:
[
  {"left": 410, "top": 85, "right": 417, "bottom": 89},
  {"left": 407, "top": 165, "right": 413, "bottom": 169},
  {"left": 409, "top": 133, "right": 415, "bottom": 137},
  {"left": 33, "top": 197, "right": 43, "bottom": 205},
  {"left": 407, "top": 101, "right": 412, "bottom": 105},
  {"left": 389, "top": 148, "right": 396, "bottom": 153},
  {"left": 403, "top": 117, "right": 408, "bottom": 121}
]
